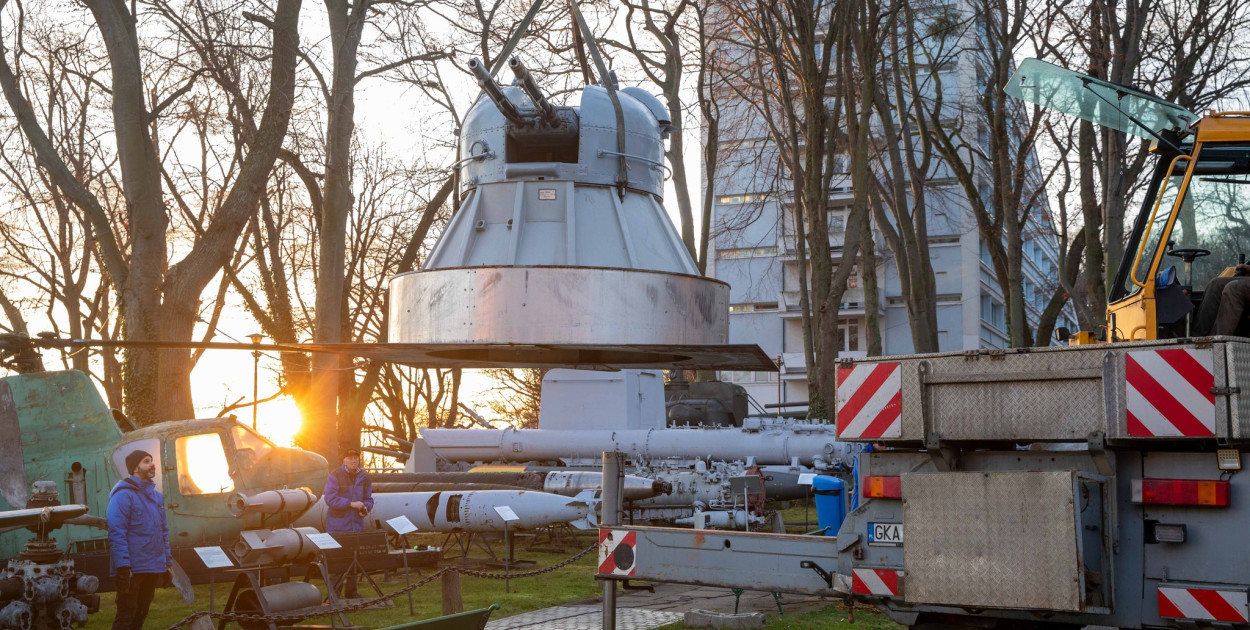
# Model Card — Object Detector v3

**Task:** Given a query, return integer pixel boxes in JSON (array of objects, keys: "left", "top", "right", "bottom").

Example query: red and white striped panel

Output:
[
  {"left": 1158, "top": 586, "right": 1248, "bottom": 623},
  {"left": 852, "top": 568, "right": 902, "bottom": 597},
  {"left": 1125, "top": 348, "right": 1215, "bottom": 437},
  {"left": 836, "top": 363, "right": 902, "bottom": 439},
  {"left": 598, "top": 529, "right": 636, "bottom": 576}
]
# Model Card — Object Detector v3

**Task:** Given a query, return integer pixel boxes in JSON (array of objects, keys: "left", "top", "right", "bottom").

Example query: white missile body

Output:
[
  {"left": 674, "top": 510, "right": 763, "bottom": 529},
  {"left": 291, "top": 489, "right": 595, "bottom": 533},
  {"left": 416, "top": 419, "right": 855, "bottom": 468}
]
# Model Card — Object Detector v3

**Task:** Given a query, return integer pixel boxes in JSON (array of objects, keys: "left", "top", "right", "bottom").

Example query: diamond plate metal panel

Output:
[
  {"left": 902, "top": 471, "right": 1082, "bottom": 611},
  {"left": 840, "top": 339, "right": 1250, "bottom": 444},
  {"left": 925, "top": 348, "right": 1107, "bottom": 440},
  {"left": 1229, "top": 341, "right": 1250, "bottom": 441}
]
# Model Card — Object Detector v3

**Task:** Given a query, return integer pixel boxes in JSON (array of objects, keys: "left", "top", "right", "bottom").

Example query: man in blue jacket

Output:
[
  {"left": 323, "top": 449, "right": 373, "bottom": 598},
  {"left": 107, "top": 450, "right": 173, "bottom": 630}
]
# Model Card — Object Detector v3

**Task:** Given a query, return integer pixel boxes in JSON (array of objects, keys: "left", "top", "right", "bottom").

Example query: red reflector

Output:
[
  {"left": 862, "top": 475, "right": 902, "bottom": 499},
  {"left": 1132, "top": 479, "right": 1230, "bottom": 506}
]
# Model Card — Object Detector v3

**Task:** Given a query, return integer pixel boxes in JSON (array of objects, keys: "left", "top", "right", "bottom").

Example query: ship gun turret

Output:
[{"left": 467, "top": 56, "right": 579, "bottom": 162}]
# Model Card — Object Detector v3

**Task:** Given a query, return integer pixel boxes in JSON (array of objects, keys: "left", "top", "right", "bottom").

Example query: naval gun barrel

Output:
[
  {"left": 468, "top": 57, "right": 526, "bottom": 125},
  {"left": 508, "top": 57, "right": 559, "bottom": 126}
]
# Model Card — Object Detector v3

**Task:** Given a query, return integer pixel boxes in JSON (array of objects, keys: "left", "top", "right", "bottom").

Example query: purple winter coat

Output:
[{"left": 323, "top": 466, "right": 374, "bottom": 532}]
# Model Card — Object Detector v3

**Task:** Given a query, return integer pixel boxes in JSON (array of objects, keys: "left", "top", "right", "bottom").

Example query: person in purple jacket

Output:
[
  {"left": 323, "top": 449, "right": 373, "bottom": 598},
  {"left": 107, "top": 450, "right": 172, "bottom": 630}
]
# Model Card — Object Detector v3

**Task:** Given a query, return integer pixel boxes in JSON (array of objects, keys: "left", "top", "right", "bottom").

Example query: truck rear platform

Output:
[{"left": 603, "top": 337, "right": 1250, "bottom": 629}]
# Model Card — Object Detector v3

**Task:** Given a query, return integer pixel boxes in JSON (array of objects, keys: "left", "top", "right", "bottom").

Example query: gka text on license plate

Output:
[{"left": 868, "top": 522, "right": 903, "bottom": 546}]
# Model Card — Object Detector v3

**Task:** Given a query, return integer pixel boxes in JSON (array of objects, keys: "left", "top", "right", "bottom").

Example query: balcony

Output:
[
  {"left": 780, "top": 290, "right": 804, "bottom": 317},
  {"left": 779, "top": 352, "right": 806, "bottom": 377},
  {"left": 779, "top": 287, "right": 867, "bottom": 318}
]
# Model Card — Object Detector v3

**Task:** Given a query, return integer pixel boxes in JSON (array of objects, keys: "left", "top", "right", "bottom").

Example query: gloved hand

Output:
[
  {"left": 116, "top": 567, "right": 131, "bottom": 594},
  {"left": 162, "top": 570, "right": 174, "bottom": 589}
]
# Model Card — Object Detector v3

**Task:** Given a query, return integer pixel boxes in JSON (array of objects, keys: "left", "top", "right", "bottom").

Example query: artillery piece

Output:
[
  {"left": 0, "top": 482, "right": 98, "bottom": 630},
  {"left": 388, "top": 42, "right": 773, "bottom": 372}
]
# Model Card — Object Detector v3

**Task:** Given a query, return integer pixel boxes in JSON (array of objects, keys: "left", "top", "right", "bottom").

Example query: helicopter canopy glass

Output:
[{"left": 1005, "top": 58, "right": 1198, "bottom": 139}]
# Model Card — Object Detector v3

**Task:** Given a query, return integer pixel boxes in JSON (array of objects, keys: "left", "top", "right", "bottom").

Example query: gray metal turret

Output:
[
  {"left": 426, "top": 57, "right": 687, "bottom": 271},
  {"left": 386, "top": 48, "right": 767, "bottom": 371}
]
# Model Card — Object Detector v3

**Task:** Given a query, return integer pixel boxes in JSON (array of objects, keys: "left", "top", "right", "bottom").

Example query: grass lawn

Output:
[
  {"left": 662, "top": 602, "right": 902, "bottom": 629},
  {"left": 83, "top": 508, "right": 897, "bottom": 630},
  {"left": 84, "top": 541, "right": 604, "bottom": 630}
]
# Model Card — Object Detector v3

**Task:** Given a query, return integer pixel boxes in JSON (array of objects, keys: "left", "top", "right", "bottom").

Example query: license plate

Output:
[{"left": 868, "top": 522, "right": 903, "bottom": 546}]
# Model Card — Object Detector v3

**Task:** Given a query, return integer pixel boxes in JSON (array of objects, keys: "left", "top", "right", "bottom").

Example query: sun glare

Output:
[
  {"left": 255, "top": 396, "right": 303, "bottom": 447},
  {"left": 178, "top": 434, "right": 235, "bottom": 494}
]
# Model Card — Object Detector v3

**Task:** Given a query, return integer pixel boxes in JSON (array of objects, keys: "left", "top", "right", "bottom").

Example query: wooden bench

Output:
[{"left": 376, "top": 604, "right": 500, "bottom": 630}]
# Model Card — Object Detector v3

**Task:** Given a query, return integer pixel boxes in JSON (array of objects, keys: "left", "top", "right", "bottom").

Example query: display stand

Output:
[
  {"left": 384, "top": 515, "right": 419, "bottom": 615},
  {"left": 439, "top": 531, "right": 499, "bottom": 562},
  {"left": 194, "top": 546, "right": 235, "bottom": 615},
  {"left": 218, "top": 554, "right": 359, "bottom": 630}
]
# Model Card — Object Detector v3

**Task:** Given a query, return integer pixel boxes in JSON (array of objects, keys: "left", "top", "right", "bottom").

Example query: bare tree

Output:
[
  {"left": 605, "top": 0, "right": 703, "bottom": 262},
  {"left": 0, "top": 0, "right": 301, "bottom": 424},
  {"left": 1039, "top": 0, "right": 1250, "bottom": 328},
  {"left": 481, "top": 368, "right": 548, "bottom": 428},
  {"left": 923, "top": 0, "right": 1056, "bottom": 346},
  {"left": 710, "top": 0, "right": 873, "bottom": 413}
]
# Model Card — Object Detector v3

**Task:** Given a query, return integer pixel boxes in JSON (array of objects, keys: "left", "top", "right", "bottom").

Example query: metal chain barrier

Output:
[{"left": 160, "top": 542, "right": 598, "bottom": 630}]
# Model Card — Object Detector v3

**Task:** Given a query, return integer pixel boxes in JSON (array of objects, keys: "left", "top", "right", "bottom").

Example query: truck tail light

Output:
[
  {"left": 862, "top": 476, "right": 902, "bottom": 499},
  {"left": 1132, "top": 479, "right": 1229, "bottom": 506}
]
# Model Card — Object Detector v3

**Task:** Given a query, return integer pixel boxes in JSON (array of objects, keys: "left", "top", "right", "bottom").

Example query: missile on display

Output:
[
  {"left": 234, "top": 527, "right": 323, "bottom": 565},
  {"left": 291, "top": 489, "right": 596, "bottom": 533},
  {"left": 370, "top": 471, "right": 670, "bottom": 502},
  {"left": 417, "top": 419, "right": 854, "bottom": 468},
  {"left": 543, "top": 470, "right": 669, "bottom": 501},
  {"left": 675, "top": 510, "right": 763, "bottom": 529},
  {"left": 227, "top": 488, "right": 317, "bottom": 518},
  {"left": 371, "top": 482, "right": 531, "bottom": 493}
]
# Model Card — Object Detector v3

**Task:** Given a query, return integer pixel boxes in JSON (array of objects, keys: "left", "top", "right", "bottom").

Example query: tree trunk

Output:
[
  {"left": 88, "top": 1, "right": 170, "bottom": 425},
  {"left": 310, "top": 0, "right": 369, "bottom": 461},
  {"left": 1079, "top": 120, "right": 1108, "bottom": 326},
  {"left": 860, "top": 212, "right": 882, "bottom": 356}
]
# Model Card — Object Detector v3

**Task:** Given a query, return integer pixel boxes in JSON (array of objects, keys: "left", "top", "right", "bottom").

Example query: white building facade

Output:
[{"left": 706, "top": 45, "right": 1071, "bottom": 410}]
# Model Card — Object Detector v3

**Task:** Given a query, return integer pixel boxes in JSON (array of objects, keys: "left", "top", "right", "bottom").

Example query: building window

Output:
[
  {"left": 729, "top": 302, "right": 780, "bottom": 313},
  {"left": 717, "top": 193, "right": 771, "bottom": 205},
  {"left": 837, "top": 319, "right": 860, "bottom": 352},
  {"left": 720, "top": 370, "right": 778, "bottom": 383},
  {"left": 980, "top": 295, "right": 1005, "bottom": 330},
  {"left": 719, "top": 246, "right": 779, "bottom": 259}
]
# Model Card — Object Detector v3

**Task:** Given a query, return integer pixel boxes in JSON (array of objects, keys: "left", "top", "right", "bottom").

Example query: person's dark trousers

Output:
[
  {"left": 330, "top": 569, "right": 359, "bottom": 599},
  {"left": 1195, "top": 276, "right": 1250, "bottom": 335},
  {"left": 343, "top": 572, "right": 358, "bottom": 599},
  {"left": 112, "top": 572, "right": 161, "bottom": 630}
]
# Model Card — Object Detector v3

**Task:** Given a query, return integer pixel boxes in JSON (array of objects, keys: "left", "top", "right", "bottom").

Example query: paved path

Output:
[{"left": 486, "top": 581, "right": 833, "bottom": 629}]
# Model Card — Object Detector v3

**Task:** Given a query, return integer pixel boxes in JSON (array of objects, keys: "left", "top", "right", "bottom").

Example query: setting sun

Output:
[{"left": 255, "top": 396, "right": 304, "bottom": 447}]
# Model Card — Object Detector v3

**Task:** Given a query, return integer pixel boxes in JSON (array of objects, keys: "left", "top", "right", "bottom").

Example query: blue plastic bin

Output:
[{"left": 811, "top": 475, "right": 846, "bottom": 536}]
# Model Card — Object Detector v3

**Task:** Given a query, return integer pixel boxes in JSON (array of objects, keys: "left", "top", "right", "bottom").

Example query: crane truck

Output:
[{"left": 597, "top": 58, "right": 1250, "bottom": 629}]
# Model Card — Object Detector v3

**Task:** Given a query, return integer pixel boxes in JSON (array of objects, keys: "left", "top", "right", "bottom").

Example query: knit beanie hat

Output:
[{"left": 125, "top": 450, "right": 152, "bottom": 475}]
